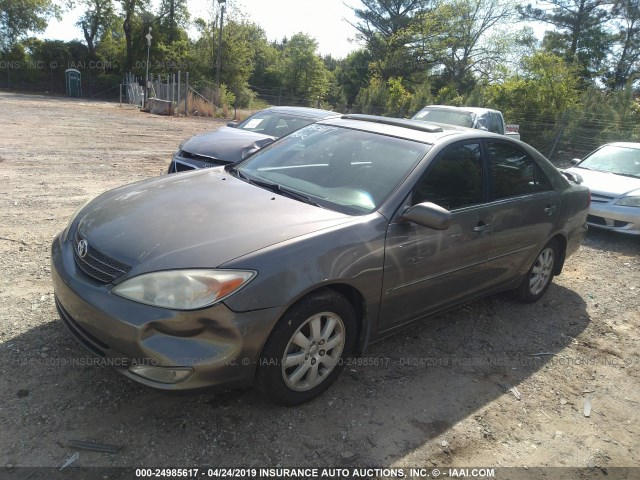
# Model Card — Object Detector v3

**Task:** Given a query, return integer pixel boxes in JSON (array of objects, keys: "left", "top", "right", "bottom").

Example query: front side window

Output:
[
  {"left": 412, "top": 143, "right": 484, "bottom": 210},
  {"left": 487, "top": 142, "right": 552, "bottom": 200}
]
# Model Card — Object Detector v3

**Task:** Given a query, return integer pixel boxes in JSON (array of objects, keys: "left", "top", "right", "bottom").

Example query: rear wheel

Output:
[
  {"left": 257, "top": 289, "right": 356, "bottom": 406},
  {"left": 512, "top": 239, "right": 559, "bottom": 303}
]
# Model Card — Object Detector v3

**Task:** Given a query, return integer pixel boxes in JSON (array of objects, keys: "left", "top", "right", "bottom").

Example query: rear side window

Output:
[
  {"left": 487, "top": 142, "right": 552, "bottom": 200},
  {"left": 490, "top": 112, "right": 504, "bottom": 134}
]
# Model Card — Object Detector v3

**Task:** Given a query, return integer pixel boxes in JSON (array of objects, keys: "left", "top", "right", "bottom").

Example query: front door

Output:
[{"left": 379, "top": 142, "right": 494, "bottom": 332}]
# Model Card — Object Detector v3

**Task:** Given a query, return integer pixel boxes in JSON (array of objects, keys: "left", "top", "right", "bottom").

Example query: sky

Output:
[{"left": 42, "top": 0, "right": 364, "bottom": 59}]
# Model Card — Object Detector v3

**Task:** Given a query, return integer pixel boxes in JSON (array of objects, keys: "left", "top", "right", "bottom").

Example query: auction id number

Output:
[{"left": 136, "top": 468, "right": 259, "bottom": 478}]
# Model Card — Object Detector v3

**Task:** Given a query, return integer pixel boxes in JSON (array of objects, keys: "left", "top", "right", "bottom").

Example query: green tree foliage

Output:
[
  {"left": 484, "top": 51, "right": 581, "bottom": 154},
  {"left": 279, "top": 33, "right": 329, "bottom": 105},
  {"left": 518, "top": 0, "right": 613, "bottom": 82},
  {"left": 348, "top": 0, "right": 429, "bottom": 80},
  {"left": 421, "top": 0, "right": 516, "bottom": 95},
  {"left": 157, "top": 0, "right": 188, "bottom": 44},
  {"left": 485, "top": 51, "right": 580, "bottom": 119},
  {"left": 77, "top": 0, "right": 117, "bottom": 61},
  {"left": 0, "top": 0, "right": 59, "bottom": 51},
  {"left": 605, "top": 0, "right": 640, "bottom": 89},
  {"left": 333, "top": 49, "right": 373, "bottom": 107}
]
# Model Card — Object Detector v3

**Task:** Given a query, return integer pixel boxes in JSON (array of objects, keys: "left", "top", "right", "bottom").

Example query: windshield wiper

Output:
[
  {"left": 247, "top": 177, "right": 322, "bottom": 207},
  {"left": 277, "top": 185, "right": 323, "bottom": 207},
  {"left": 227, "top": 167, "right": 321, "bottom": 207}
]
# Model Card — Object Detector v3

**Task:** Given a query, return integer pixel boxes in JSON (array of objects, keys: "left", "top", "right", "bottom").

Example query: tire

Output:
[
  {"left": 511, "top": 239, "right": 559, "bottom": 303},
  {"left": 257, "top": 289, "right": 357, "bottom": 406}
]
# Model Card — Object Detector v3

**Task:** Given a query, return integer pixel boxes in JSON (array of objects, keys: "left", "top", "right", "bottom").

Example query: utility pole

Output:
[
  {"left": 215, "top": 0, "right": 226, "bottom": 87},
  {"left": 145, "top": 27, "right": 152, "bottom": 109}
]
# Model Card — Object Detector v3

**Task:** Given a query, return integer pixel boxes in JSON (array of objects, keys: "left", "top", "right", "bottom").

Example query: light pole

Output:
[
  {"left": 145, "top": 27, "right": 152, "bottom": 109},
  {"left": 215, "top": 0, "right": 226, "bottom": 87}
]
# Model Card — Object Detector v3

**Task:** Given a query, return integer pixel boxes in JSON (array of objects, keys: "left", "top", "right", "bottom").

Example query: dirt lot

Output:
[{"left": 0, "top": 91, "right": 639, "bottom": 476}]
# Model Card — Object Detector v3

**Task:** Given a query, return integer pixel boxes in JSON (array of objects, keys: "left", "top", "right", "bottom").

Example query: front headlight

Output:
[
  {"left": 112, "top": 269, "right": 256, "bottom": 310},
  {"left": 615, "top": 195, "right": 640, "bottom": 207}
]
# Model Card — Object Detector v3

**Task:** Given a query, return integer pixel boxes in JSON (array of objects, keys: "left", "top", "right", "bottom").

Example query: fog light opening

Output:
[{"left": 128, "top": 365, "right": 193, "bottom": 384}]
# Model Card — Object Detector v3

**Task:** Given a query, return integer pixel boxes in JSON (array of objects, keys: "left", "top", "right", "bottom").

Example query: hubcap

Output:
[
  {"left": 529, "top": 247, "right": 554, "bottom": 295},
  {"left": 281, "top": 312, "right": 345, "bottom": 392}
]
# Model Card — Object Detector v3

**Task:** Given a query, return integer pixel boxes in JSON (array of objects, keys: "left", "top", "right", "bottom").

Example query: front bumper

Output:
[
  {"left": 588, "top": 201, "right": 640, "bottom": 235},
  {"left": 51, "top": 233, "right": 282, "bottom": 390}
]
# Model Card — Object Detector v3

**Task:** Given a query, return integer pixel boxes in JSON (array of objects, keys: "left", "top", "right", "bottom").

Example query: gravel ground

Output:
[{"left": 0, "top": 91, "right": 639, "bottom": 476}]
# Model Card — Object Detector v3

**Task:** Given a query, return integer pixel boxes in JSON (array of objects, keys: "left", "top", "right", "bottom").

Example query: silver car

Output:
[
  {"left": 565, "top": 142, "right": 640, "bottom": 235},
  {"left": 51, "top": 115, "right": 590, "bottom": 405}
]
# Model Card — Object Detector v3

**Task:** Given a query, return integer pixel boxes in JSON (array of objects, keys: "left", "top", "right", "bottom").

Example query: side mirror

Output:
[
  {"left": 227, "top": 121, "right": 239, "bottom": 128},
  {"left": 401, "top": 202, "right": 452, "bottom": 230},
  {"left": 570, "top": 158, "right": 581, "bottom": 165},
  {"left": 560, "top": 170, "right": 583, "bottom": 184}
]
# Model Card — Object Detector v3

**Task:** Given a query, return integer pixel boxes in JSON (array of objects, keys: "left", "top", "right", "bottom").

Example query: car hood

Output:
[
  {"left": 566, "top": 167, "right": 640, "bottom": 196},
  {"left": 74, "top": 168, "right": 355, "bottom": 277},
  {"left": 180, "top": 127, "right": 276, "bottom": 163}
]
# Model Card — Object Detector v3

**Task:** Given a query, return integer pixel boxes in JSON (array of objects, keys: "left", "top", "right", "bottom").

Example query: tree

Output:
[
  {"left": 280, "top": 33, "right": 329, "bottom": 105},
  {"left": 348, "top": 0, "right": 429, "bottom": 80},
  {"left": 0, "top": 0, "right": 59, "bottom": 51},
  {"left": 157, "top": 0, "right": 188, "bottom": 44},
  {"left": 333, "top": 49, "right": 374, "bottom": 107},
  {"left": 77, "top": 0, "right": 117, "bottom": 61},
  {"left": 519, "top": 0, "right": 613, "bottom": 82},
  {"left": 605, "top": 0, "right": 640, "bottom": 89},
  {"left": 421, "top": 0, "right": 516, "bottom": 95},
  {"left": 119, "top": 0, "right": 136, "bottom": 72}
]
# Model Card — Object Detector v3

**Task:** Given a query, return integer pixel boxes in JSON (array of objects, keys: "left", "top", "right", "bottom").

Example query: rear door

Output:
[{"left": 481, "top": 140, "right": 560, "bottom": 288}]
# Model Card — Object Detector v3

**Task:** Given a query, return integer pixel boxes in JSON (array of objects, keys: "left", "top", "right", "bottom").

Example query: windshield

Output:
[
  {"left": 233, "top": 124, "right": 431, "bottom": 214},
  {"left": 236, "top": 111, "right": 321, "bottom": 138},
  {"left": 412, "top": 108, "right": 475, "bottom": 128},
  {"left": 578, "top": 145, "right": 640, "bottom": 178}
]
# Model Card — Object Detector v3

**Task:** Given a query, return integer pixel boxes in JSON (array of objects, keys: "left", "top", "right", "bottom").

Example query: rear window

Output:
[{"left": 412, "top": 108, "right": 474, "bottom": 128}]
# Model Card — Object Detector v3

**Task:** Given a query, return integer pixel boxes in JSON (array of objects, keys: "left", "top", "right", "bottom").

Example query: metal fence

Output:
[{"left": 122, "top": 73, "right": 144, "bottom": 107}]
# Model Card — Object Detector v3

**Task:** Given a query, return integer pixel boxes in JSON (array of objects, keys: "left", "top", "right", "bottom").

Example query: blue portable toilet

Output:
[{"left": 65, "top": 69, "right": 82, "bottom": 97}]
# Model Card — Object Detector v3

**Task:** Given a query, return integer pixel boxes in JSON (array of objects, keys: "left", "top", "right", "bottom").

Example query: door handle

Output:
[
  {"left": 544, "top": 205, "right": 558, "bottom": 215},
  {"left": 473, "top": 222, "right": 491, "bottom": 233}
]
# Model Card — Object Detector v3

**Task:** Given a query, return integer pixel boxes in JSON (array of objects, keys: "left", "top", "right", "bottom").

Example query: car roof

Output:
[
  {"left": 263, "top": 106, "right": 338, "bottom": 119},
  {"left": 319, "top": 114, "right": 498, "bottom": 144},
  {"left": 604, "top": 142, "right": 640, "bottom": 150},
  {"left": 417, "top": 105, "right": 501, "bottom": 115}
]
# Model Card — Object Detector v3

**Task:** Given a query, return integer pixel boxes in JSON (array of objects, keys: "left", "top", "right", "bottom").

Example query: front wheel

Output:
[
  {"left": 257, "top": 289, "right": 357, "bottom": 406},
  {"left": 511, "top": 239, "right": 559, "bottom": 303}
]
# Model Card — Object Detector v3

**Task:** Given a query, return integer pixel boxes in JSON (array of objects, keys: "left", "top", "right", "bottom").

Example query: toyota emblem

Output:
[{"left": 77, "top": 239, "right": 89, "bottom": 258}]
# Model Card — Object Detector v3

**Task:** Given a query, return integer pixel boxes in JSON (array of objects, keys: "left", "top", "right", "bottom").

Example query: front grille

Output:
[
  {"left": 56, "top": 297, "right": 109, "bottom": 357},
  {"left": 174, "top": 160, "right": 197, "bottom": 172},
  {"left": 179, "top": 150, "right": 218, "bottom": 162},
  {"left": 73, "top": 232, "right": 131, "bottom": 284}
]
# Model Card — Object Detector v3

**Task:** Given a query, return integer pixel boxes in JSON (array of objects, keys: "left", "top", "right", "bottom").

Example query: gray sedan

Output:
[
  {"left": 565, "top": 142, "right": 640, "bottom": 235},
  {"left": 168, "top": 106, "right": 337, "bottom": 173},
  {"left": 51, "top": 115, "right": 590, "bottom": 405}
]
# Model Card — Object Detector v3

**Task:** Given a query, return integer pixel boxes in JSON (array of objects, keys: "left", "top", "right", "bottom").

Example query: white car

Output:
[{"left": 565, "top": 142, "right": 640, "bottom": 235}]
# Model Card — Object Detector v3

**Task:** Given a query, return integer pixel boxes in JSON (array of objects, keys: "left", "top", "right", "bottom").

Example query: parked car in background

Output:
[
  {"left": 167, "top": 106, "right": 338, "bottom": 173},
  {"left": 412, "top": 105, "right": 520, "bottom": 139},
  {"left": 565, "top": 142, "right": 640, "bottom": 235},
  {"left": 52, "top": 115, "right": 589, "bottom": 406}
]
